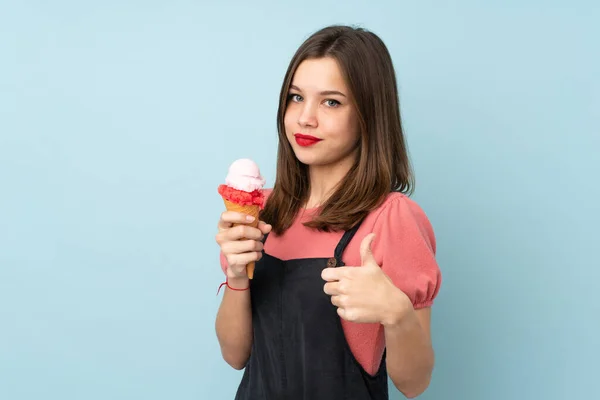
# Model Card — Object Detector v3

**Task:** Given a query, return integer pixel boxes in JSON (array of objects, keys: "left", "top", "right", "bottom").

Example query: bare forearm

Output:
[
  {"left": 383, "top": 306, "right": 434, "bottom": 398},
  {"left": 215, "top": 277, "right": 253, "bottom": 369}
]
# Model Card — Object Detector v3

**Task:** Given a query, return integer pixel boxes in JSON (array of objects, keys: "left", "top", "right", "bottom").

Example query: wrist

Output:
[
  {"left": 227, "top": 275, "right": 250, "bottom": 290},
  {"left": 380, "top": 287, "right": 413, "bottom": 327}
]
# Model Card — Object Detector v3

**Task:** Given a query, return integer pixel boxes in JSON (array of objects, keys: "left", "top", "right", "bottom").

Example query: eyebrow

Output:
[{"left": 290, "top": 85, "right": 346, "bottom": 98}]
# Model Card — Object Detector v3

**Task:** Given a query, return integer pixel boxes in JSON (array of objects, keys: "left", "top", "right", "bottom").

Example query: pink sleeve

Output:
[{"left": 372, "top": 196, "right": 441, "bottom": 309}]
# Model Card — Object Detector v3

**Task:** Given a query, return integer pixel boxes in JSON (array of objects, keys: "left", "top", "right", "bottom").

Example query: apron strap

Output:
[{"left": 333, "top": 218, "right": 365, "bottom": 266}]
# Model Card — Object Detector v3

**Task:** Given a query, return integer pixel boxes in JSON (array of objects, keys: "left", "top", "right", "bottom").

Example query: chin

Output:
[
  {"left": 294, "top": 153, "right": 335, "bottom": 167},
  {"left": 293, "top": 153, "right": 319, "bottom": 166}
]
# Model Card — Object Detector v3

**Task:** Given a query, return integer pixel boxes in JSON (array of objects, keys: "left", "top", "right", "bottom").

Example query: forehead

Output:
[{"left": 291, "top": 57, "right": 347, "bottom": 91}]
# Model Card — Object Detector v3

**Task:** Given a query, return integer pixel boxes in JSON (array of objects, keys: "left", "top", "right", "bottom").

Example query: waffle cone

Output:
[{"left": 222, "top": 198, "right": 261, "bottom": 279}]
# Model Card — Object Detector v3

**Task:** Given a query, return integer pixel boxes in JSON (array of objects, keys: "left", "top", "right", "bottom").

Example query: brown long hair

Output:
[{"left": 261, "top": 25, "right": 414, "bottom": 235}]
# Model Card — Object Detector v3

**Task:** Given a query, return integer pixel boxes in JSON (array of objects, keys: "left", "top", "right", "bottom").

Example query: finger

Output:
[
  {"left": 217, "top": 219, "right": 233, "bottom": 231},
  {"left": 323, "top": 281, "right": 342, "bottom": 295},
  {"left": 360, "top": 233, "right": 378, "bottom": 266},
  {"left": 221, "top": 239, "right": 263, "bottom": 255},
  {"left": 322, "top": 266, "right": 355, "bottom": 282},
  {"left": 336, "top": 307, "right": 355, "bottom": 322},
  {"left": 227, "top": 251, "right": 262, "bottom": 269},
  {"left": 322, "top": 267, "right": 349, "bottom": 281},
  {"left": 227, "top": 224, "right": 264, "bottom": 241},
  {"left": 258, "top": 221, "right": 273, "bottom": 234},
  {"left": 330, "top": 294, "right": 342, "bottom": 307},
  {"left": 321, "top": 267, "right": 341, "bottom": 282},
  {"left": 219, "top": 211, "right": 256, "bottom": 229},
  {"left": 216, "top": 226, "right": 262, "bottom": 245}
]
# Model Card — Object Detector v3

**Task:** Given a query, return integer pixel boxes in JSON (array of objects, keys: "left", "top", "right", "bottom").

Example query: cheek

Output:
[
  {"left": 283, "top": 108, "right": 296, "bottom": 134},
  {"left": 344, "top": 112, "right": 361, "bottom": 144},
  {"left": 324, "top": 112, "right": 359, "bottom": 142}
]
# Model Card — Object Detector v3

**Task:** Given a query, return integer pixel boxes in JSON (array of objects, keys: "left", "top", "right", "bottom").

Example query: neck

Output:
[{"left": 305, "top": 156, "right": 355, "bottom": 209}]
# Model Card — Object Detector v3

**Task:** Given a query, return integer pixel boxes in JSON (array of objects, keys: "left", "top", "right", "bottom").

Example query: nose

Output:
[{"left": 297, "top": 102, "right": 318, "bottom": 128}]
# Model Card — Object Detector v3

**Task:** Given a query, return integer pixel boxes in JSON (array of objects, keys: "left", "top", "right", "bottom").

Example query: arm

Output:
[
  {"left": 214, "top": 212, "right": 271, "bottom": 370},
  {"left": 215, "top": 276, "right": 253, "bottom": 370},
  {"left": 322, "top": 235, "right": 436, "bottom": 398},
  {"left": 377, "top": 196, "right": 440, "bottom": 397},
  {"left": 382, "top": 300, "right": 434, "bottom": 398},
  {"left": 322, "top": 196, "right": 441, "bottom": 397}
]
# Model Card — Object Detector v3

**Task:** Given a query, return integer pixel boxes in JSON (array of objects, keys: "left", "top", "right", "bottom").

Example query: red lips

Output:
[{"left": 294, "top": 133, "right": 322, "bottom": 147}]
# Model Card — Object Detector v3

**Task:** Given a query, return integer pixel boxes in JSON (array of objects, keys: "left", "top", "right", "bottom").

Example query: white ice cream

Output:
[{"left": 225, "top": 158, "right": 266, "bottom": 192}]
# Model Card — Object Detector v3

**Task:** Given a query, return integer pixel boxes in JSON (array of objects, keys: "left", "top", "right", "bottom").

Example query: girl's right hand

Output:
[{"left": 215, "top": 211, "right": 272, "bottom": 280}]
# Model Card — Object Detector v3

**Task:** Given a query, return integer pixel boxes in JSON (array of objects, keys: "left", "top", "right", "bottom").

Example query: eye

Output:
[
  {"left": 288, "top": 93, "right": 303, "bottom": 103},
  {"left": 325, "top": 99, "right": 341, "bottom": 107}
]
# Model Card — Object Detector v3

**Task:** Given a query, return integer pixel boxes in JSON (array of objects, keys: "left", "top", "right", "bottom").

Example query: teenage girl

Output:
[{"left": 215, "top": 25, "right": 442, "bottom": 400}]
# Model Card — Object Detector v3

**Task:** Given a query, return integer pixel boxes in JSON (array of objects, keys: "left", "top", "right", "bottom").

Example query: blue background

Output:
[{"left": 1, "top": 1, "right": 598, "bottom": 399}]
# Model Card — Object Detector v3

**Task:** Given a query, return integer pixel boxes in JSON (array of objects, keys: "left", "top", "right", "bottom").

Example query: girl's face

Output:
[{"left": 284, "top": 57, "right": 360, "bottom": 168}]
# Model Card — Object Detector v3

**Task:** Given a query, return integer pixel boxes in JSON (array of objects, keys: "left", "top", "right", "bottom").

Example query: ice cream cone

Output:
[
  {"left": 218, "top": 158, "right": 266, "bottom": 280},
  {"left": 222, "top": 198, "right": 261, "bottom": 279}
]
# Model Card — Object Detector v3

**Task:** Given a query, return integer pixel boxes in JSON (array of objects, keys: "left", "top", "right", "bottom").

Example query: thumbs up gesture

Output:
[{"left": 321, "top": 233, "right": 412, "bottom": 326}]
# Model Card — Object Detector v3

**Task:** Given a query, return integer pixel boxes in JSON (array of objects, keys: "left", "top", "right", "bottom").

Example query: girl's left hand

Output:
[{"left": 321, "top": 233, "right": 412, "bottom": 326}]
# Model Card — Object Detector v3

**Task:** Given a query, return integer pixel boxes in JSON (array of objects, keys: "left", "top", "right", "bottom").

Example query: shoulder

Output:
[
  {"left": 375, "top": 193, "right": 434, "bottom": 233},
  {"left": 377, "top": 192, "right": 429, "bottom": 218},
  {"left": 365, "top": 192, "right": 436, "bottom": 255},
  {"left": 259, "top": 188, "right": 274, "bottom": 208},
  {"left": 262, "top": 188, "right": 273, "bottom": 199}
]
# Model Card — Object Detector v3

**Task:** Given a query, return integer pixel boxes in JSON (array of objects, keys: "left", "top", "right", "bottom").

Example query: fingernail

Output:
[{"left": 246, "top": 216, "right": 255, "bottom": 222}]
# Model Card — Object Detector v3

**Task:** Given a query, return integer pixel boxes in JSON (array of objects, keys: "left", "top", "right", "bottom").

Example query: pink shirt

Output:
[{"left": 220, "top": 190, "right": 441, "bottom": 375}]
